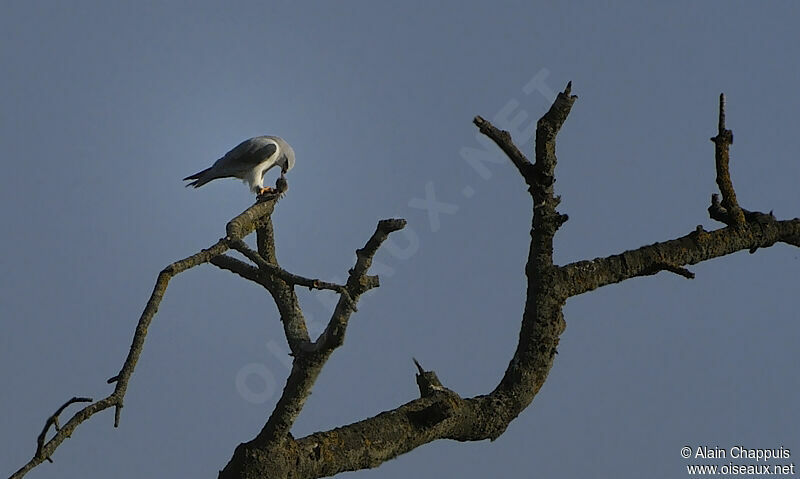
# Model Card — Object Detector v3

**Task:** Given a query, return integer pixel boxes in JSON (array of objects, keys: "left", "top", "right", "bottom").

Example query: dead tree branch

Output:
[
  {"left": 11, "top": 195, "right": 280, "bottom": 479},
  {"left": 218, "top": 219, "right": 408, "bottom": 477},
  {"left": 34, "top": 397, "right": 93, "bottom": 464},
  {"left": 12, "top": 86, "right": 798, "bottom": 479},
  {"left": 215, "top": 85, "right": 798, "bottom": 479},
  {"left": 711, "top": 93, "right": 746, "bottom": 227},
  {"left": 11, "top": 183, "right": 405, "bottom": 479}
]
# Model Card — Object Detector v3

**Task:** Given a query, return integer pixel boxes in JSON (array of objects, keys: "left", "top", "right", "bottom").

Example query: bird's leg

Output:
[{"left": 258, "top": 174, "right": 289, "bottom": 197}]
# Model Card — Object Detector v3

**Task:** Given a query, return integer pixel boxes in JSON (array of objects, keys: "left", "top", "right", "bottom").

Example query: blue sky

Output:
[{"left": 2, "top": 2, "right": 798, "bottom": 478}]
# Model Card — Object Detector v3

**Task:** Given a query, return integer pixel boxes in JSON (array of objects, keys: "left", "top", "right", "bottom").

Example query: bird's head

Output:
[{"left": 274, "top": 137, "right": 295, "bottom": 175}]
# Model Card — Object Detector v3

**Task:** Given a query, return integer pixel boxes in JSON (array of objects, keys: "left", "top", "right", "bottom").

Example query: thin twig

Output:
[
  {"left": 710, "top": 93, "right": 745, "bottom": 227},
  {"left": 35, "top": 397, "right": 93, "bottom": 462},
  {"left": 645, "top": 262, "right": 695, "bottom": 279},
  {"left": 210, "top": 254, "right": 265, "bottom": 285},
  {"left": 473, "top": 115, "right": 534, "bottom": 183},
  {"left": 317, "top": 219, "right": 407, "bottom": 352},
  {"left": 227, "top": 239, "right": 358, "bottom": 310}
]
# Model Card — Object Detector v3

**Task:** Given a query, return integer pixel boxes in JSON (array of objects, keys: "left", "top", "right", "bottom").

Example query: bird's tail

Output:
[{"left": 183, "top": 167, "right": 214, "bottom": 188}]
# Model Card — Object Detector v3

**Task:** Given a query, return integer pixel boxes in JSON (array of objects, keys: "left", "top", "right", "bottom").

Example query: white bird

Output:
[{"left": 184, "top": 136, "right": 295, "bottom": 195}]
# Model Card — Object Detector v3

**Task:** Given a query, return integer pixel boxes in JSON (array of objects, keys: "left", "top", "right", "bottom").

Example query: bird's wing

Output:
[{"left": 215, "top": 138, "right": 278, "bottom": 174}]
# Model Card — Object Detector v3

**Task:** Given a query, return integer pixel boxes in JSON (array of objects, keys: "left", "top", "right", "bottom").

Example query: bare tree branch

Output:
[
  {"left": 645, "top": 262, "right": 695, "bottom": 279},
  {"left": 316, "top": 218, "right": 404, "bottom": 352},
  {"left": 34, "top": 397, "right": 93, "bottom": 463},
  {"left": 557, "top": 218, "right": 800, "bottom": 297},
  {"left": 473, "top": 115, "right": 534, "bottom": 183},
  {"left": 211, "top": 254, "right": 266, "bottom": 285},
  {"left": 413, "top": 358, "right": 447, "bottom": 396},
  {"left": 711, "top": 93, "right": 746, "bottom": 227},
  {"left": 213, "top": 85, "right": 798, "bottom": 479},
  {"left": 219, "top": 219, "right": 408, "bottom": 477},
  {"left": 253, "top": 214, "right": 312, "bottom": 355},
  {"left": 11, "top": 193, "right": 286, "bottom": 479},
  {"left": 227, "top": 239, "right": 356, "bottom": 309},
  {"left": 214, "top": 83, "right": 580, "bottom": 478},
  {"left": 12, "top": 85, "right": 799, "bottom": 479}
]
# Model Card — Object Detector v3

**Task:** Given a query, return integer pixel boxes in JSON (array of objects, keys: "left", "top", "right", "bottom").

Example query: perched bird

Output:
[{"left": 183, "top": 136, "right": 295, "bottom": 195}]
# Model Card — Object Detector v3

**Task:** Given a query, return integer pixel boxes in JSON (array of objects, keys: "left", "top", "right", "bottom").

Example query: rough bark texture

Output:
[{"left": 11, "top": 86, "right": 800, "bottom": 479}]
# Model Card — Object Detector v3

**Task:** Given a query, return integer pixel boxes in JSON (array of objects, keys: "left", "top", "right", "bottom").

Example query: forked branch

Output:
[
  {"left": 216, "top": 85, "right": 799, "bottom": 479},
  {"left": 12, "top": 86, "right": 798, "bottom": 479},
  {"left": 11, "top": 183, "right": 405, "bottom": 479}
]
